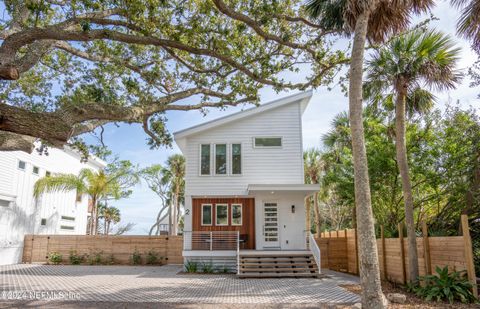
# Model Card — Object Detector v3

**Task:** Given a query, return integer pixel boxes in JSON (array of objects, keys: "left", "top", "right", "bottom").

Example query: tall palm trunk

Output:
[
  {"left": 305, "top": 197, "right": 311, "bottom": 235},
  {"left": 349, "top": 11, "right": 386, "bottom": 309},
  {"left": 395, "top": 78, "right": 419, "bottom": 282},
  {"left": 313, "top": 193, "right": 321, "bottom": 238},
  {"left": 89, "top": 197, "right": 97, "bottom": 235},
  {"left": 168, "top": 204, "right": 173, "bottom": 236}
]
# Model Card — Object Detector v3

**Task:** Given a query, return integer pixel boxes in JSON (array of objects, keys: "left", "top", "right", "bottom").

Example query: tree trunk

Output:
[
  {"left": 89, "top": 197, "right": 97, "bottom": 235},
  {"left": 104, "top": 217, "right": 107, "bottom": 235},
  {"left": 395, "top": 79, "right": 419, "bottom": 282},
  {"left": 305, "top": 197, "right": 311, "bottom": 235},
  {"left": 349, "top": 11, "right": 387, "bottom": 309},
  {"left": 313, "top": 193, "right": 321, "bottom": 238},
  {"left": 168, "top": 204, "right": 173, "bottom": 236}
]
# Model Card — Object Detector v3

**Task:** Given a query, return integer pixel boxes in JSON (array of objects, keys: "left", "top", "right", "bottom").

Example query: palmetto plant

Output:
[
  {"left": 304, "top": 149, "right": 323, "bottom": 237},
  {"left": 98, "top": 204, "right": 121, "bottom": 235},
  {"left": 366, "top": 29, "right": 461, "bottom": 283},
  {"left": 34, "top": 167, "right": 137, "bottom": 235},
  {"left": 452, "top": 0, "right": 480, "bottom": 52},
  {"left": 306, "top": 0, "right": 435, "bottom": 307}
]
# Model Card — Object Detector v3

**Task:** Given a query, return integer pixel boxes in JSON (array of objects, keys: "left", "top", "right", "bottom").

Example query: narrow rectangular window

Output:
[
  {"left": 18, "top": 160, "right": 26, "bottom": 170},
  {"left": 40, "top": 218, "right": 47, "bottom": 226},
  {"left": 61, "top": 215, "right": 75, "bottom": 221},
  {"left": 0, "top": 200, "right": 10, "bottom": 207},
  {"left": 32, "top": 166, "right": 39, "bottom": 175},
  {"left": 231, "top": 144, "right": 241, "bottom": 175},
  {"left": 215, "top": 204, "right": 228, "bottom": 226},
  {"left": 200, "top": 144, "right": 211, "bottom": 175},
  {"left": 60, "top": 225, "right": 75, "bottom": 230},
  {"left": 231, "top": 204, "right": 242, "bottom": 226},
  {"left": 201, "top": 204, "right": 212, "bottom": 226},
  {"left": 215, "top": 144, "right": 227, "bottom": 175},
  {"left": 254, "top": 137, "right": 282, "bottom": 147}
]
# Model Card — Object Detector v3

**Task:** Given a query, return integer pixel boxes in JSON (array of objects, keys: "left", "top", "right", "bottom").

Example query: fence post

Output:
[
  {"left": 461, "top": 214, "right": 478, "bottom": 298},
  {"left": 398, "top": 223, "right": 407, "bottom": 284},
  {"left": 381, "top": 225, "right": 387, "bottom": 280},
  {"left": 421, "top": 221, "right": 432, "bottom": 275}
]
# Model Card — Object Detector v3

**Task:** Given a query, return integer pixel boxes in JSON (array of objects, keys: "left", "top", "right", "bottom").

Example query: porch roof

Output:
[{"left": 247, "top": 184, "right": 319, "bottom": 195}]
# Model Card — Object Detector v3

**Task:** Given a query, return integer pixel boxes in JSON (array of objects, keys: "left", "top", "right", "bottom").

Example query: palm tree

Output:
[
  {"left": 306, "top": 1, "right": 434, "bottom": 307},
  {"left": 163, "top": 154, "right": 185, "bottom": 235},
  {"left": 366, "top": 29, "right": 461, "bottom": 282},
  {"left": 98, "top": 204, "right": 121, "bottom": 235},
  {"left": 34, "top": 168, "right": 136, "bottom": 235},
  {"left": 452, "top": 0, "right": 480, "bottom": 52},
  {"left": 304, "top": 149, "right": 323, "bottom": 238}
]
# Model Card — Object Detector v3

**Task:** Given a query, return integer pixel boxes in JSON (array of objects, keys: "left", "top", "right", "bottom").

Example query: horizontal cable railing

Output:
[{"left": 184, "top": 231, "right": 239, "bottom": 251}]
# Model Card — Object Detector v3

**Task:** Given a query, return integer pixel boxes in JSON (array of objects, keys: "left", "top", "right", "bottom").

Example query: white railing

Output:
[
  {"left": 308, "top": 232, "right": 322, "bottom": 274},
  {"left": 183, "top": 231, "right": 240, "bottom": 251}
]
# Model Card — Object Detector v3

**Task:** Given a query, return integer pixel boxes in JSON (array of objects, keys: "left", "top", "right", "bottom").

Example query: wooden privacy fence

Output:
[
  {"left": 317, "top": 215, "right": 477, "bottom": 294},
  {"left": 22, "top": 235, "right": 183, "bottom": 265}
]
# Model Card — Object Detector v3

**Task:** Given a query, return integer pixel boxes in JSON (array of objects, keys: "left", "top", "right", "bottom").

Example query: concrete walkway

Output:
[{"left": 0, "top": 264, "right": 359, "bottom": 308}]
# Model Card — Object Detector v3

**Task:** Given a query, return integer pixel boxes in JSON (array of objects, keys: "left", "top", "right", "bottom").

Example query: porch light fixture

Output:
[
  {"left": 291, "top": 205, "right": 295, "bottom": 213},
  {"left": 270, "top": 191, "right": 275, "bottom": 194}
]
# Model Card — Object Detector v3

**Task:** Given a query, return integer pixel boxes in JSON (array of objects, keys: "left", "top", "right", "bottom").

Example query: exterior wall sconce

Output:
[{"left": 291, "top": 205, "right": 295, "bottom": 213}]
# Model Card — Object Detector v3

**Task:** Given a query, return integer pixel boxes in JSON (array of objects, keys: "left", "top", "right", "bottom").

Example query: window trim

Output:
[
  {"left": 199, "top": 144, "right": 212, "bottom": 176},
  {"left": 231, "top": 203, "right": 243, "bottom": 226},
  {"left": 17, "top": 160, "right": 26, "bottom": 171},
  {"left": 213, "top": 144, "right": 228, "bottom": 176},
  {"left": 215, "top": 203, "right": 229, "bottom": 226},
  {"left": 230, "top": 143, "right": 242, "bottom": 175},
  {"left": 253, "top": 136, "right": 283, "bottom": 148},
  {"left": 201, "top": 204, "right": 213, "bottom": 226}
]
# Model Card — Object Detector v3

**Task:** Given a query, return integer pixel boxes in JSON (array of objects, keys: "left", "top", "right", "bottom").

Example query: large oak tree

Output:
[{"left": 0, "top": 0, "right": 347, "bottom": 154}]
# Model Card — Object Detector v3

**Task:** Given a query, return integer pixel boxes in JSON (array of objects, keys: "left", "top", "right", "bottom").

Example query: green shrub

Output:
[
  {"left": 412, "top": 266, "right": 477, "bottom": 304},
  {"left": 217, "top": 265, "right": 230, "bottom": 273},
  {"left": 106, "top": 254, "right": 115, "bottom": 265},
  {"left": 145, "top": 250, "right": 162, "bottom": 265},
  {"left": 69, "top": 251, "right": 84, "bottom": 265},
  {"left": 131, "top": 249, "right": 142, "bottom": 265},
  {"left": 48, "top": 252, "right": 62, "bottom": 265},
  {"left": 201, "top": 262, "right": 214, "bottom": 273},
  {"left": 184, "top": 260, "right": 198, "bottom": 273},
  {"left": 88, "top": 250, "right": 103, "bottom": 265}
]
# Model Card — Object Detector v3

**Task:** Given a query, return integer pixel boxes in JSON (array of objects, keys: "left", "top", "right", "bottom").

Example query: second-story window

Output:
[
  {"left": 200, "top": 144, "right": 211, "bottom": 175},
  {"left": 254, "top": 137, "right": 282, "bottom": 147},
  {"left": 231, "top": 144, "right": 241, "bottom": 175},
  {"left": 215, "top": 144, "right": 227, "bottom": 175}
]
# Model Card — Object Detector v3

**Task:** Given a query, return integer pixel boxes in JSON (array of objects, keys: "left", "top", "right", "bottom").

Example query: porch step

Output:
[{"left": 237, "top": 253, "right": 320, "bottom": 279}]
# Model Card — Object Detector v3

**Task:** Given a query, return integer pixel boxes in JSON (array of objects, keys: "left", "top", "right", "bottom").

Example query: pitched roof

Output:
[{"left": 173, "top": 91, "right": 313, "bottom": 143}]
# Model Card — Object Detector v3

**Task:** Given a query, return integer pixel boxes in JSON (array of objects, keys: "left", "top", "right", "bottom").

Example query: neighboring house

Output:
[
  {"left": 174, "top": 91, "right": 322, "bottom": 277},
  {"left": 0, "top": 146, "right": 105, "bottom": 265}
]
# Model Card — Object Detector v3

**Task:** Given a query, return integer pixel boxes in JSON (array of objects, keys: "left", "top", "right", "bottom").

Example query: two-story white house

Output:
[
  {"left": 174, "top": 91, "right": 322, "bottom": 277},
  {"left": 0, "top": 146, "right": 105, "bottom": 265}
]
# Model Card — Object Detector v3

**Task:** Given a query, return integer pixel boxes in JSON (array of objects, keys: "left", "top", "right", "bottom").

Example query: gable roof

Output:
[{"left": 173, "top": 91, "right": 313, "bottom": 147}]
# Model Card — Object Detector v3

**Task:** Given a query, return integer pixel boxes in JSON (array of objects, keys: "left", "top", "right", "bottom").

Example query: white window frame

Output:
[
  {"left": 201, "top": 204, "right": 213, "bottom": 226},
  {"left": 215, "top": 203, "right": 229, "bottom": 226},
  {"left": 230, "top": 143, "right": 242, "bottom": 176},
  {"left": 213, "top": 144, "right": 228, "bottom": 176},
  {"left": 253, "top": 136, "right": 283, "bottom": 148},
  {"left": 199, "top": 144, "right": 212, "bottom": 176},
  {"left": 231, "top": 203, "right": 243, "bottom": 226},
  {"left": 17, "top": 160, "right": 26, "bottom": 171}
]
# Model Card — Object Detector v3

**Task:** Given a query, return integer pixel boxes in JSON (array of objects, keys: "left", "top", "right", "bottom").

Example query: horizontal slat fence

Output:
[
  {"left": 22, "top": 235, "right": 183, "bottom": 265},
  {"left": 318, "top": 215, "right": 477, "bottom": 297}
]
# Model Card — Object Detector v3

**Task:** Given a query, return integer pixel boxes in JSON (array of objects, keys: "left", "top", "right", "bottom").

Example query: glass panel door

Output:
[{"left": 263, "top": 202, "right": 280, "bottom": 248}]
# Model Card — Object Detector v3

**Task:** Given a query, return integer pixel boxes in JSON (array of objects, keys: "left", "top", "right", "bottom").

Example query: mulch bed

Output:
[{"left": 339, "top": 281, "right": 480, "bottom": 308}]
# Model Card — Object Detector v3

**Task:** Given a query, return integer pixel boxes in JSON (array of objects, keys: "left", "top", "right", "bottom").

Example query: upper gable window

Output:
[
  {"left": 254, "top": 137, "right": 282, "bottom": 148},
  {"left": 18, "top": 160, "right": 26, "bottom": 170},
  {"left": 215, "top": 144, "right": 227, "bottom": 175},
  {"left": 200, "top": 144, "right": 211, "bottom": 175}
]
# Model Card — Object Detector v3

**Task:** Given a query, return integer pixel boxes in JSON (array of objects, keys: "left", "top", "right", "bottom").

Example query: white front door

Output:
[{"left": 263, "top": 202, "right": 280, "bottom": 248}]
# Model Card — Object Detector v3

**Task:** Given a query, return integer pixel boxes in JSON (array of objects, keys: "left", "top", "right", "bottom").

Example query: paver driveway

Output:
[{"left": 0, "top": 264, "right": 359, "bottom": 308}]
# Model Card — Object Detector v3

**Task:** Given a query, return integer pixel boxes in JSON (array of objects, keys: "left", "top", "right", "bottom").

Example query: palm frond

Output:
[
  {"left": 453, "top": 0, "right": 480, "bottom": 52},
  {"left": 34, "top": 174, "right": 85, "bottom": 197}
]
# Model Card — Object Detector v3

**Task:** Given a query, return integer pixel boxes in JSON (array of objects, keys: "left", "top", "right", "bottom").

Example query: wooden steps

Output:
[{"left": 237, "top": 253, "right": 320, "bottom": 278}]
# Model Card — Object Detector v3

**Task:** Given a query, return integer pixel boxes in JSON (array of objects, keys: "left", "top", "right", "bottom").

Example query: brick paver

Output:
[{"left": 0, "top": 264, "right": 360, "bottom": 306}]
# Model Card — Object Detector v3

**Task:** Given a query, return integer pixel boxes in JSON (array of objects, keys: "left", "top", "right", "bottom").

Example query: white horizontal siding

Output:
[{"left": 184, "top": 102, "right": 304, "bottom": 196}]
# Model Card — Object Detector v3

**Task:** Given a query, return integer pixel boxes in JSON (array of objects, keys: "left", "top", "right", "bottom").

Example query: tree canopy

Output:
[{"left": 0, "top": 0, "right": 347, "bottom": 155}]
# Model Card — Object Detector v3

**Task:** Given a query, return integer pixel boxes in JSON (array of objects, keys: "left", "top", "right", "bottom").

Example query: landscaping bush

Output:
[
  {"left": 411, "top": 266, "right": 477, "bottom": 304},
  {"left": 131, "top": 249, "right": 142, "bottom": 265},
  {"left": 184, "top": 261, "right": 198, "bottom": 273},
  {"left": 217, "top": 265, "right": 230, "bottom": 273},
  {"left": 69, "top": 251, "right": 84, "bottom": 265},
  {"left": 48, "top": 252, "right": 62, "bottom": 265},
  {"left": 87, "top": 250, "right": 103, "bottom": 265},
  {"left": 201, "top": 262, "right": 214, "bottom": 273},
  {"left": 145, "top": 250, "right": 162, "bottom": 265}
]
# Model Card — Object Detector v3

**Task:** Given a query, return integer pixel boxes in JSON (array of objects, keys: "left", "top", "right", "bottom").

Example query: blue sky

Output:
[{"left": 87, "top": 2, "right": 480, "bottom": 234}]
